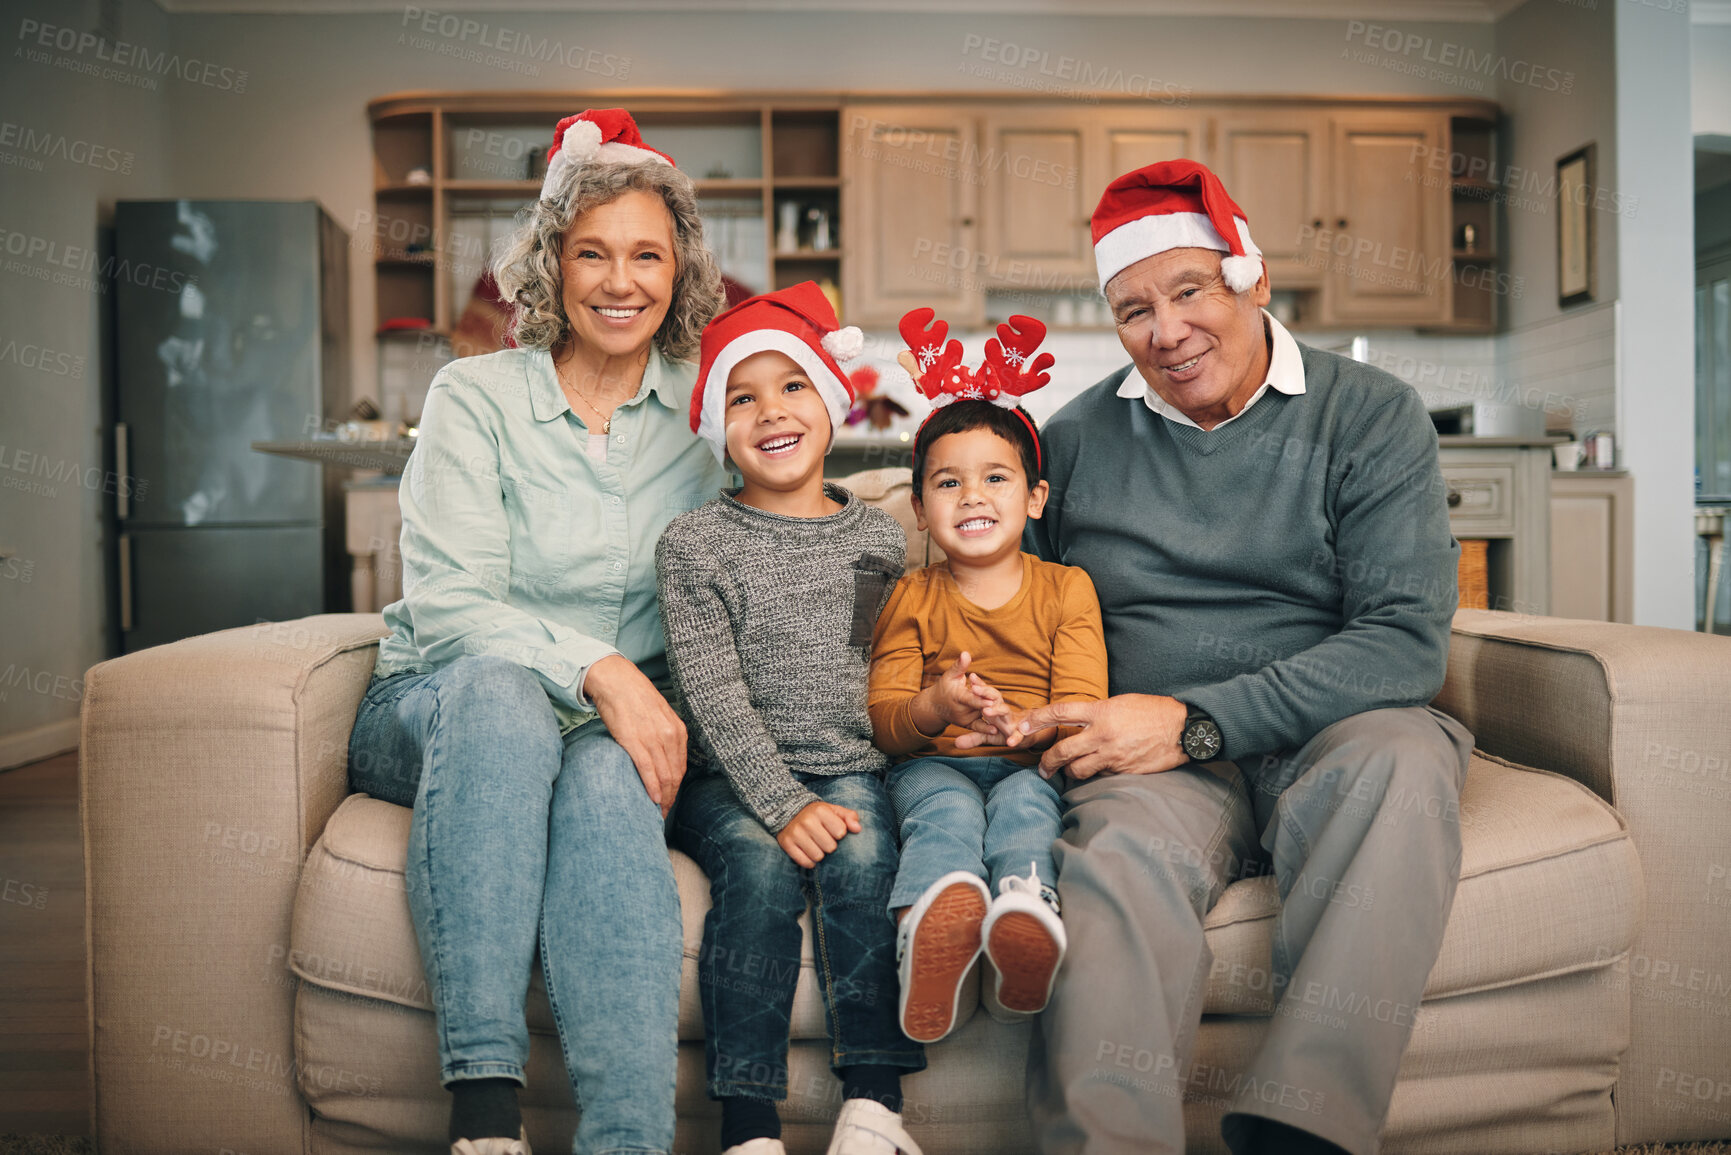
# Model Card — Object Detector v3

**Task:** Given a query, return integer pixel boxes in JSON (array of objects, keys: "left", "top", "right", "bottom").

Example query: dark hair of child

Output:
[{"left": 910, "top": 399, "right": 1044, "bottom": 493}]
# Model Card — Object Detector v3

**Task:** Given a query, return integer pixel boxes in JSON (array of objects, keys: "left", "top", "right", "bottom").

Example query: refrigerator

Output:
[{"left": 113, "top": 200, "right": 350, "bottom": 652}]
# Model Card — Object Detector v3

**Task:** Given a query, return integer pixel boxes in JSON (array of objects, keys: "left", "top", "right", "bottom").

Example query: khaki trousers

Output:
[{"left": 1028, "top": 706, "right": 1474, "bottom": 1155}]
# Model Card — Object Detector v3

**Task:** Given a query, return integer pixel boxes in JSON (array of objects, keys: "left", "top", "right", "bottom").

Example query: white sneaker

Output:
[
  {"left": 450, "top": 1128, "right": 530, "bottom": 1155},
  {"left": 825, "top": 1096, "right": 923, "bottom": 1155},
  {"left": 722, "top": 1139, "right": 788, "bottom": 1155},
  {"left": 980, "top": 863, "right": 1065, "bottom": 1015},
  {"left": 896, "top": 871, "right": 989, "bottom": 1043}
]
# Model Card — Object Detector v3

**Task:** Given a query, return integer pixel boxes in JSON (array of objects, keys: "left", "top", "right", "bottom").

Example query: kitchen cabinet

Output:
[
  {"left": 1212, "top": 111, "right": 1329, "bottom": 288},
  {"left": 977, "top": 107, "right": 1094, "bottom": 291},
  {"left": 842, "top": 104, "right": 983, "bottom": 326},
  {"left": 1550, "top": 472, "right": 1634, "bottom": 623},
  {"left": 1439, "top": 436, "right": 1558, "bottom": 616},
  {"left": 1322, "top": 112, "right": 1451, "bottom": 326}
]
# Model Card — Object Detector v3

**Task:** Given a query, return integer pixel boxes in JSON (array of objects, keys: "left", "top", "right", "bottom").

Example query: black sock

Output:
[
  {"left": 720, "top": 1095, "right": 781, "bottom": 1148},
  {"left": 839, "top": 1064, "right": 902, "bottom": 1113},
  {"left": 449, "top": 1077, "right": 522, "bottom": 1143}
]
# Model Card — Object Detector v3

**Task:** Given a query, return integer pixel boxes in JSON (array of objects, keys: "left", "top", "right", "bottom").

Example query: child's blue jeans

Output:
[
  {"left": 885, "top": 755, "right": 1064, "bottom": 911},
  {"left": 671, "top": 770, "right": 925, "bottom": 1101}
]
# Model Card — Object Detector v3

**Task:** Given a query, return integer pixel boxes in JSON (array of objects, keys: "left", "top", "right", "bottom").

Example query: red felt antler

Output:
[
  {"left": 897, "top": 308, "right": 969, "bottom": 403},
  {"left": 983, "top": 315, "right": 1054, "bottom": 400}
]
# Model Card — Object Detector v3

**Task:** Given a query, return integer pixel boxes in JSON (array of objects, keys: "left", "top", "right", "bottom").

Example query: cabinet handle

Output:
[
  {"left": 1446, "top": 488, "right": 1462, "bottom": 508},
  {"left": 115, "top": 422, "right": 130, "bottom": 520},
  {"left": 1336, "top": 218, "right": 1348, "bottom": 228},
  {"left": 1312, "top": 218, "right": 1324, "bottom": 228},
  {"left": 119, "top": 533, "right": 133, "bottom": 633},
  {"left": 959, "top": 216, "right": 975, "bottom": 228}
]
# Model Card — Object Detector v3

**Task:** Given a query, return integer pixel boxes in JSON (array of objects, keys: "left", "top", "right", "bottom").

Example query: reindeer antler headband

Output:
[{"left": 897, "top": 309, "right": 1055, "bottom": 471}]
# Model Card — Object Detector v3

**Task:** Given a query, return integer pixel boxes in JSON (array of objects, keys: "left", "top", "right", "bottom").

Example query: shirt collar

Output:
[
  {"left": 1115, "top": 308, "right": 1306, "bottom": 425},
  {"left": 527, "top": 345, "right": 685, "bottom": 424}
]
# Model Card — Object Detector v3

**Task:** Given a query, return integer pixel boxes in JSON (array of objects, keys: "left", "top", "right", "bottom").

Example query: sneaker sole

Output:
[
  {"left": 986, "top": 911, "right": 1061, "bottom": 1013},
  {"left": 901, "top": 881, "right": 987, "bottom": 1043}
]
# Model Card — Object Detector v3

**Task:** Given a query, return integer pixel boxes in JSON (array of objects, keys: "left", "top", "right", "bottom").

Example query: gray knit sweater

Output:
[{"left": 656, "top": 483, "right": 906, "bottom": 831}]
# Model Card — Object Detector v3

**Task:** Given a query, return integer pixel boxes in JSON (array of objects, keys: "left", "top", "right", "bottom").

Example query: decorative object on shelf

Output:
[
  {"left": 405, "top": 167, "right": 431, "bottom": 186},
  {"left": 1557, "top": 144, "right": 1595, "bottom": 306},
  {"left": 807, "top": 206, "right": 833, "bottom": 252},
  {"left": 817, "top": 278, "right": 842, "bottom": 318},
  {"left": 776, "top": 200, "right": 801, "bottom": 253},
  {"left": 704, "top": 162, "right": 733, "bottom": 180},
  {"left": 1583, "top": 431, "right": 1615, "bottom": 470},
  {"left": 526, "top": 145, "right": 549, "bottom": 182},
  {"left": 1553, "top": 442, "right": 1583, "bottom": 471},
  {"left": 450, "top": 270, "right": 514, "bottom": 359},
  {"left": 1458, "top": 223, "right": 1477, "bottom": 254},
  {"left": 844, "top": 366, "right": 910, "bottom": 432},
  {"left": 377, "top": 316, "right": 433, "bottom": 333}
]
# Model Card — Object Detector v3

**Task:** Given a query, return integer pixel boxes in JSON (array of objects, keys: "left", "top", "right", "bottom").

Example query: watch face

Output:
[{"left": 1184, "top": 719, "right": 1222, "bottom": 761}]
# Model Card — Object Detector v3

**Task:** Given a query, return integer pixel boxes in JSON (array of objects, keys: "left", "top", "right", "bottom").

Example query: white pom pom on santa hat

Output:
[{"left": 821, "top": 326, "right": 865, "bottom": 363}]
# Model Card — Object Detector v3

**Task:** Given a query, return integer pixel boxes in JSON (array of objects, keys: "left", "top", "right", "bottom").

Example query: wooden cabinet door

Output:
[
  {"left": 978, "top": 109, "right": 1093, "bottom": 291},
  {"left": 841, "top": 105, "right": 982, "bottom": 327},
  {"left": 1322, "top": 113, "right": 1450, "bottom": 325},
  {"left": 1089, "top": 111, "right": 1210, "bottom": 205},
  {"left": 1213, "top": 112, "right": 1329, "bottom": 288}
]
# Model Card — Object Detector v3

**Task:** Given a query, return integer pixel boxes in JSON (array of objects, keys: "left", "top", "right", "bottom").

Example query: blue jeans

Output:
[
  {"left": 885, "top": 755, "right": 1063, "bottom": 911},
  {"left": 670, "top": 771, "right": 925, "bottom": 1101},
  {"left": 348, "top": 655, "right": 680, "bottom": 1155}
]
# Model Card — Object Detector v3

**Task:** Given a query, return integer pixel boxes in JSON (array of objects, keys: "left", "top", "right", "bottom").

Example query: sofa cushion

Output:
[
  {"left": 1200, "top": 752, "right": 1641, "bottom": 1015},
  {"left": 296, "top": 752, "right": 1637, "bottom": 1046}
]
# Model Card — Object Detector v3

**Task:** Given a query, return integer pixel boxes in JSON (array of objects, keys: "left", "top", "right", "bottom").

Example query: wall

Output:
[
  {"left": 159, "top": 9, "right": 1499, "bottom": 411},
  {"left": 0, "top": 0, "right": 174, "bottom": 765},
  {"left": 1693, "top": 22, "right": 1731, "bottom": 135}
]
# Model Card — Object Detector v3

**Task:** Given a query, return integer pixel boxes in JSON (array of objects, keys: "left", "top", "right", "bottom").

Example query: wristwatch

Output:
[{"left": 1180, "top": 708, "right": 1223, "bottom": 763}]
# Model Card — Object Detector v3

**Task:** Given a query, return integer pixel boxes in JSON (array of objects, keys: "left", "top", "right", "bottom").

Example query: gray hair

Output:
[{"left": 493, "top": 160, "right": 724, "bottom": 362}]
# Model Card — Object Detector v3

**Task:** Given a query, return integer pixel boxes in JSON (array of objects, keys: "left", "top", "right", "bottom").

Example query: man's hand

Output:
[
  {"left": 584, "top": 653, "right": 688, "bottom": 817},
  {"left": 1017, "top": 694, "right": 1191, "bottom": 780},
  {"left": 911, "top": 651, "right": 1006, "bottom": 743},
  {"left": 776, "top": 800, "right": 863, "bottom": 869},
  {"left": 958, "top": 700, "right": 1053, "bottom": 751}
]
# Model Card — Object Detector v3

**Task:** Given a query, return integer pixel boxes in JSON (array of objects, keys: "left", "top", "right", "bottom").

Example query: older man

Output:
[{"left": 1018, "top": 160, "right": 1474, "bottom": 1155}]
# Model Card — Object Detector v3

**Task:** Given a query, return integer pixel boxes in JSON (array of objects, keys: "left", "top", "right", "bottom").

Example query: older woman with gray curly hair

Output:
[{"left": 348, "top": 110, "right": 732, "bottom": 1155}]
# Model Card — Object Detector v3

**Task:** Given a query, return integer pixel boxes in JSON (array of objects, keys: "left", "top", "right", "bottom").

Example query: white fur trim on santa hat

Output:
[
  {"left": 1095, "top": 212, "right": 1262, "bottom": 291},
  {"left": 694, "top": 330, "right": 854, "bottom": 464},
  {"left": 540, "top": 127, "right": 672, "bottom": 199}
]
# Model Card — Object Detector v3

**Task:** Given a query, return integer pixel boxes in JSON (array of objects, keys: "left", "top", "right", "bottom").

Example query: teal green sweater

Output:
[{"left": 1026, "top": 345, "right": 1458, "bottom": 760}]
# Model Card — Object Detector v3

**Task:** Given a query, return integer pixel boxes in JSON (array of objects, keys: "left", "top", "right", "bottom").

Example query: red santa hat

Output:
[
  {"left": 1091, "top": 159, "right": 1264, "bottom": 293},
  {"left": 691, "top": 281, "right": 865, "bottom": 462},
  {"left": 541, "top": 108, "right": 674, "bottom": 199}
]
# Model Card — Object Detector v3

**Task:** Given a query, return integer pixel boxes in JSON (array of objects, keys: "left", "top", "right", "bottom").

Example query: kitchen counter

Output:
[{"left": 251, "top": 438, "right": 416, "bottom": 473}]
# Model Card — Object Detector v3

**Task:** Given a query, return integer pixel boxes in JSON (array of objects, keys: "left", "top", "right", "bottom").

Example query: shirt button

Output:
[
  {"left": 611, "top": 561, "right": 623, "bottom": 572},
  {"left": 614, "top": 433, "right": 626, "bottom": 444},
  {"left": 609, "top": 495, "right": 621, "bottom": 505}
]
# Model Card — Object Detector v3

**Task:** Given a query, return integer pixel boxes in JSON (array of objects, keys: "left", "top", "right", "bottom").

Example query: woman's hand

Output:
[
  {"left": 910, "top": 651, "right": 1006, "bottom": 743},
  {"left": 584, "top": 653, "right": 687, "bottom": 816},
  {"left": 776, "top": 800, "right": 863, "bottom": 869}
]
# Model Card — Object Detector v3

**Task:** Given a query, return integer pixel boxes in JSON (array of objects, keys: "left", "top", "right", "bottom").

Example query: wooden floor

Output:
[{"left": 0, "top": 751, "right": 87, "bottom": 1137}]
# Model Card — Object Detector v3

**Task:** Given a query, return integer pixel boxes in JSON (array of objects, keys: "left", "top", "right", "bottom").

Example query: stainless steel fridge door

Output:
[
  {"left": 115, "top": 200, "right": 327, "bottom": 529},
  {"left": 119, "top": 525, "right": 326, "bottom": 652}
]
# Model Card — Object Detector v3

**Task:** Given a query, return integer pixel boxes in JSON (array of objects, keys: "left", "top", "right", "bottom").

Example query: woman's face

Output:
[{"left": 558, "top": 187, "right": 678, "bottom": 362}]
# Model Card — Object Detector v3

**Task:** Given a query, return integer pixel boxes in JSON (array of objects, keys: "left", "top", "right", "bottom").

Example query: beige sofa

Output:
[{"left": 81, "top": 469, "right": 1731, "bottom": 1155}]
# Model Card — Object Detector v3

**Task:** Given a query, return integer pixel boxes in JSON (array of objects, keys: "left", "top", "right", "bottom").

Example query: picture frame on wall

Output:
[{"left": 1557, "top": 144, "right": 1595, "bottom": 306}]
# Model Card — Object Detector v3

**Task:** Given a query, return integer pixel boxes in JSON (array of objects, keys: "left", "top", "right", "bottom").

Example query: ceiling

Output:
[{"left": 154, "top": 0, "right": 1537, "bottom": 20}]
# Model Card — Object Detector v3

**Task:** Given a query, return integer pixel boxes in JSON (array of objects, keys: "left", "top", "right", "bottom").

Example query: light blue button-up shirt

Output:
[{"left": 374, "top": 344, "right": 733, "bottom": 733}]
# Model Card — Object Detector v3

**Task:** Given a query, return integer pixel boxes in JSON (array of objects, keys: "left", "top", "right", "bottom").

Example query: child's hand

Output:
[
  {"left": 776, "top": 800, "right": 863, "bottom": 868},
  {"left": 958, "top": 701, "right": 1058, "bottom": 750},
  {"left": 912, "top": 651, "right": 1006, "bottom": 740}
]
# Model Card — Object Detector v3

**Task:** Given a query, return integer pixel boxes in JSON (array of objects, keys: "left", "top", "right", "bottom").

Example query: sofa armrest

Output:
[
  {"left": 80, "top": 614, "right": 387, "bottom": 1154},
  {"left": 1437, "top": 608, "right": 1731, "bottom": 1145}
]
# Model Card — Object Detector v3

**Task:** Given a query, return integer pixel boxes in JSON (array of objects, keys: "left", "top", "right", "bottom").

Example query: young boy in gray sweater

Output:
[{"left": 656, "top": 282, "right": 925, "bottom": 1155}]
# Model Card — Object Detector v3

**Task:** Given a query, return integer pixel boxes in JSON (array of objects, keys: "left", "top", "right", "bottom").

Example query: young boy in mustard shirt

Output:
[{"left": 868, "top": 311, "right": 1108, "bottom": 1045}]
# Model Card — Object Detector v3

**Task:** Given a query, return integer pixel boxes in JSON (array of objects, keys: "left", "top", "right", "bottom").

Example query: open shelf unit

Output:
[
  {"left": 1442, "top": 113, "right": 1504, "bottom": 333},
  {"left": 366, "top": 93, "right": 845, "bottom": 339}
]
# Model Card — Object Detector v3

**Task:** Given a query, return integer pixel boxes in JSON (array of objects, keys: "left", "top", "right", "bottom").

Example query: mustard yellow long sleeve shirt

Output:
[{"left": 868, "top": 552, "right": 1108, "bottom": 764}]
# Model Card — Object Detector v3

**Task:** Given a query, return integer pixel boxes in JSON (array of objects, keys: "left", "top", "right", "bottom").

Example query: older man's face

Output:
[{"left": 1105, "top": 248, "right": 1272, "bottom": 428}]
